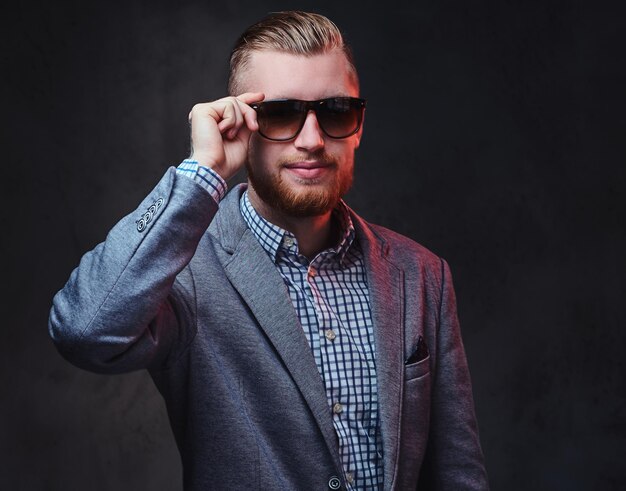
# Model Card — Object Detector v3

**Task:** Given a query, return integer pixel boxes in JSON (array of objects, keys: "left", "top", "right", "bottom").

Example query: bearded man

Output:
[{"left": 50, "top": 11, "right": 489, "bottom": 491}]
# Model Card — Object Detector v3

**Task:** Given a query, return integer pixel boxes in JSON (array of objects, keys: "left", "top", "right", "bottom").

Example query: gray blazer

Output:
[{"left": 49, "top": 168, "right": 488, "bottom": 490}]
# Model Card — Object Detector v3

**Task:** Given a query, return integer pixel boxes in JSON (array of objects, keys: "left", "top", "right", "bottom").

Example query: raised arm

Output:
[{"left": 48, "top": 93, "right": 263, "bottom": 373}]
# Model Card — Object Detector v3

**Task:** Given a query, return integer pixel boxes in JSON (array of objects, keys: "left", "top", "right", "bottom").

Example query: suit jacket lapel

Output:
[
  {"left": 211, "top": 185, "right": 343, "bottom": 472},
  {"left": 353, "top": 213, "right": 405, "bottom": 491}
]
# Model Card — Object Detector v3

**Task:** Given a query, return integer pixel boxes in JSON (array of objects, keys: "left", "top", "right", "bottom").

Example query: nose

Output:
[{"left": 294, "top": 111, "right": 324, "bottom": 151}]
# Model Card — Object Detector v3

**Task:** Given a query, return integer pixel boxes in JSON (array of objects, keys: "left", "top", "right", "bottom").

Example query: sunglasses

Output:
[{"left": 250, "top": 97, "right": 366, "bottom": 141}]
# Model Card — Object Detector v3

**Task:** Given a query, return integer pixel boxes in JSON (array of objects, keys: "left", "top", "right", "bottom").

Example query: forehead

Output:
[{"left": 241, "top": 49, "right": 358, "bottom": 100}]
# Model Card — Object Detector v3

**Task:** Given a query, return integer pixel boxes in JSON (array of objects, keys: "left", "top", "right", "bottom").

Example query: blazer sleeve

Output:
[
  {"left": 419, "top": 259, "right": 490, "bottom": 490},
  {"left": 48, "top": 167, "right": 218, "bottom": 373}
]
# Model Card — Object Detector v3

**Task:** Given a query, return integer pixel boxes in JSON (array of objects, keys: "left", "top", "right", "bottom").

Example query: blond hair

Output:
[{"left": 228, "top": 11, "right": 358, "bottom": 95}]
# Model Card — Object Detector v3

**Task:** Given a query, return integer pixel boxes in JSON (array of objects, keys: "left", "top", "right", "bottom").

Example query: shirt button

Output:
[
  {"left": 284, "top": 236, "right": 294, "bottom": 247},
  {"left": 325, "top": 329, "right": 336, "bottom": 341},
  {"left": 328, "top": 476, "right": 341, "bottom": 490},
  {"left": 346, "top": 472, "right": 354, "bottom": 484},
  {"left": 332, "top": 402, "right": 343, "bottom": 414}
]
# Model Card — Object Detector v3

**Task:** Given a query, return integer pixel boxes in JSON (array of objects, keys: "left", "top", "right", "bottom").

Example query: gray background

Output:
[{"left": 2, "top": 0, "right": 625, "bottom": 489}]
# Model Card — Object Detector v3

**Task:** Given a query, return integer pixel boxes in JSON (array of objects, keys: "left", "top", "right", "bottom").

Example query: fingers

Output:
[
  {"left": 236, "top": 91, "right": 265, "bottom": 105},
  {"left": 186, "top": 93, "right": 265, "bottom": 179},
  {"left": 238, "top": 92, "right": 264, "bottom": 133},
  {"left": 217, "top": 101, "right": 243, "bottom": 140},
  {"left": 193, "top": 93, "right": 262, "bottom": 136},
  {"left": 232, "top": 92, "right": 265, "bottom": 135},
  {"left": 197, "top": 93, "right": 262, "bottom": 140}
]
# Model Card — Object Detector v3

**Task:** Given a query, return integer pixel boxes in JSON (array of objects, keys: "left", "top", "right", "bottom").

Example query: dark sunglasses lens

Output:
[
  {"left": 256, "top": 101, "right": 305, "bottom": 140},
  {"left": 317, "top": 98, "right": 362, "bottom": 138}
]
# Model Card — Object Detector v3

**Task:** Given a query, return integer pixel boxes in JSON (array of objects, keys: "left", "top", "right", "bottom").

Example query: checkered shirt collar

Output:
[{"left": 240, "top": 190, "right": 356, "bottom": 264}]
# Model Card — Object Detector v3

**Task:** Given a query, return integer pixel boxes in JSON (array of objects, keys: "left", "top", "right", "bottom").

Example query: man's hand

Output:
[{"left": 188, "top": 92, "right": 264, "bottom": 181}]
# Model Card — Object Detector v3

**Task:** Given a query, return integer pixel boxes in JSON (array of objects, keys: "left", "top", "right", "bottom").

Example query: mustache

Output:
[{"left": 278, "top": 151, "right": 338, "bottom": 167}]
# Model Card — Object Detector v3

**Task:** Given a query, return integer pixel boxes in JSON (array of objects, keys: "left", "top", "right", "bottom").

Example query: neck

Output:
[{"left": 247, "top": 188, "right": 337, "bottom": 260}]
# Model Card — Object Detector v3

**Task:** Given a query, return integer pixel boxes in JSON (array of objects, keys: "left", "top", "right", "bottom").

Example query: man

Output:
[{"left": 49, "top": 11, "right": 488, "bottom": 491}]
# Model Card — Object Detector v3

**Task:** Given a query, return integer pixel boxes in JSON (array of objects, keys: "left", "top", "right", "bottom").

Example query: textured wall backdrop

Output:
[{"left": 2, "top": 0, "right": 625, "bottom": 489}]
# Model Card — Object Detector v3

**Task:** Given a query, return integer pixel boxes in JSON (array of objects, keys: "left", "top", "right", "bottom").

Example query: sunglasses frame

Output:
[{"left": 250, "top": 97, "right": 366, "bottom": 141}]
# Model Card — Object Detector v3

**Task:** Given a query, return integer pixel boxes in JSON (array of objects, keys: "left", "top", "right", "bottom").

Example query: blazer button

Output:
[{"left": 328, "top": 476, "right": 342, "bottom": 490}]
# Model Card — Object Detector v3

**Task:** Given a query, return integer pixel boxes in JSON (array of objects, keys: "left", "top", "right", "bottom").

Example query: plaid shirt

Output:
[{"left": 177, "top": 160, "right": 384, "bottom": 490}]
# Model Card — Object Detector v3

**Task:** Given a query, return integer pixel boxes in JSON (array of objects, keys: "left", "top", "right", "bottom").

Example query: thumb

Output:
[{"left": 236, "top": 92, "right": 265, "bottom": 105}]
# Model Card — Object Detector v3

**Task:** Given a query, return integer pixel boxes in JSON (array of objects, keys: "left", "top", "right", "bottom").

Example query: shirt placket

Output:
[{"left": 306, "top": 256, "right": 361, "bottom": 491}]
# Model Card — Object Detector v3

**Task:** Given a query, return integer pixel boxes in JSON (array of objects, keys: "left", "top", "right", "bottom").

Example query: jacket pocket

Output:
[
  {"left": 397, "top": 355, "right": 431, "bottom": 488},
  {"left": 404, "top": 354, "right": 430, "bottom": 381}
]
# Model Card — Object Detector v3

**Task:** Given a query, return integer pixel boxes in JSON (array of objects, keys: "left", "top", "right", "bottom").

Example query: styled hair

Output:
[{"left": 228, "top": 11, "right": 358, "bottom": 95}]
